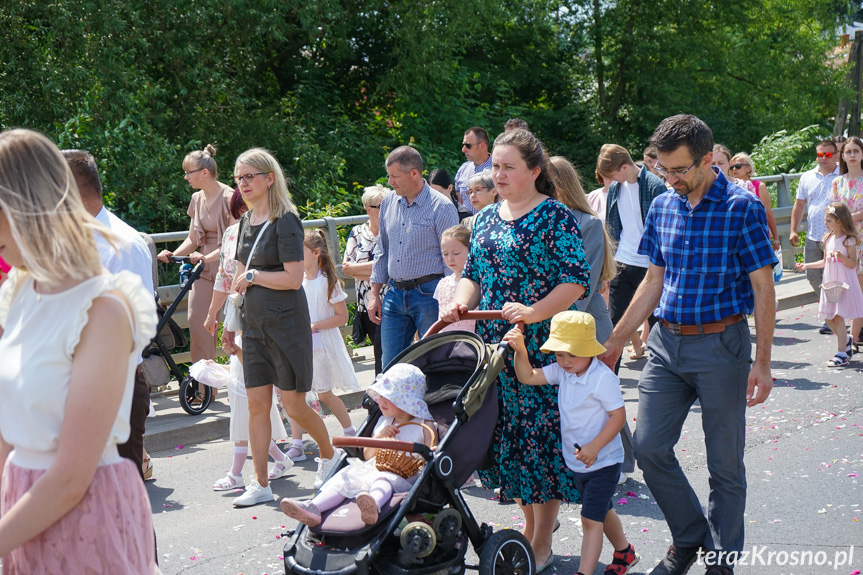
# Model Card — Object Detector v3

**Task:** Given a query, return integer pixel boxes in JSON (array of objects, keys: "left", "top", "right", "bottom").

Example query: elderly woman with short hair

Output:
[
  {"left": 342, "top": 185, "right": 389, "bottom": 374},
  {"left": 463, "top": 170, "right": 498, "bottom": 230}
]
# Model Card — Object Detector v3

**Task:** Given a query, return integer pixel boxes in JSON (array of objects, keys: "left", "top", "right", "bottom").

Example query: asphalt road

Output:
[{"left": 146, "top": 301, "right": 862, "bottom": 575}]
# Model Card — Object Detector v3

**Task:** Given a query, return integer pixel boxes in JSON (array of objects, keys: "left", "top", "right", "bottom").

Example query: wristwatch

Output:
[{"left": 245, "top": 270, "right": 255, "bottom": 285}]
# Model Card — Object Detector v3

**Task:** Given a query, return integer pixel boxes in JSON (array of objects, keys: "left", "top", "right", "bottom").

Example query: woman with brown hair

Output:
[
  {"left": 443, "top": 129, "right": 591, "bottom": 572},
  {"left": 158, "top": 145, "right": 236, "bottom": 383}
]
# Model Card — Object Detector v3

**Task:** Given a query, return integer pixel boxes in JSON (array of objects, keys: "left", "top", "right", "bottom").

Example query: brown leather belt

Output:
[
  {"left": 391, "top": 273, "right": 443, "bottom": 290},
  {"left": 660, "top": 314, "right": 745, "bottom": 336}
]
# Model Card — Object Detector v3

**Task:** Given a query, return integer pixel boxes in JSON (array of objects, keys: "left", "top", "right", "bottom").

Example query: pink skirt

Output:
[{"left": 1, "top": 458, "right": 161, "bottom": 575}]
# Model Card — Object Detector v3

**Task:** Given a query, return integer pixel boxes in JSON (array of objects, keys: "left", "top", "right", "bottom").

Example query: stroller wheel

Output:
[
  {"left": 179, "top": 375, "right": 212, "bottom": 415},
  {"left": 400, "top": 521, "right": 436, "bottom": 558},
  {"left": 478, "top": 530, "right": 534, "bottom": 575}
]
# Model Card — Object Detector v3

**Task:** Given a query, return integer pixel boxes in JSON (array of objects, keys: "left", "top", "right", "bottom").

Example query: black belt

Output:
[{"left": 391, "top": 273, "right": 443, "bottom": 290}]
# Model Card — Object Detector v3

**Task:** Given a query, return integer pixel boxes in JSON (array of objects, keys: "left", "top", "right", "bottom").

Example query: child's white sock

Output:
[
  {"left": 269, "top": 440, "right": 287, "bottom": 462},
  {"left": 231, "top": 446, "right": 248, "bottom": 476},
  {"left": 343, "top": 425, "right": 356, "bottom": 436}
]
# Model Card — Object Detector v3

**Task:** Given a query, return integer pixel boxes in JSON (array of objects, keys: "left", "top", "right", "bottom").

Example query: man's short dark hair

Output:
[
  {"left": 504, "top": 118, "right": 530, "bottom": 132},
  {"left": 385, "top": 146, "right": 424, "bottom": 174},
  {"left": 61, "top": 149, "right": 102, "bottom": 203},
  {"left": 643, "top": 146, "right": 658, "bottom": 160},
  {"left": 465, "top": 127, "right": 490, "bottom": 146},
  {"left": 817, "top": 139, "right": 838, "bottom": 152},
  {"left": 833, "top": 135, "right": 847, "bottom": 144},
  {"left": 649, "top": 114, "right": 714, "bottom": 161}
]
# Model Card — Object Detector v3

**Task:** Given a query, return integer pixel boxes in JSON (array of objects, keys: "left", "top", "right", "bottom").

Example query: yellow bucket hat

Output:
[{"left": 540, "top": 311, "right": 607, "bottom": 357}]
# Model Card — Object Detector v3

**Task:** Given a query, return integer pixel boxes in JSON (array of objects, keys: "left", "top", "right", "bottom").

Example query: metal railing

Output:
[{"left": 150, "top": 214, "right": 370, "bottom": 365}]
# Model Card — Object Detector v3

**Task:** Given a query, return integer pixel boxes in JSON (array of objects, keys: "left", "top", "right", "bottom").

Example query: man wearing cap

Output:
[
  {"left": 504, "top": 311, "right": 639, "bottom": 575},
  {"left": 599, "top": 115, "right": 776, "bottom": 575}
]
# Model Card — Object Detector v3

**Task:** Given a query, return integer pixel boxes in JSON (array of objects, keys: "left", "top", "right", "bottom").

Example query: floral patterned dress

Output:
[
  {"left": 463, "top": 199, "right": 591, "bottom": 504},
  {"left": 830, "top": 175, "right": 863, "bottom": 274}
]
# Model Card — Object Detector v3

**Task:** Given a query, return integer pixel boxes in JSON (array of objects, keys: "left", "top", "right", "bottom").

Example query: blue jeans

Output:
[
  {"left": 380, "top": 278, "right": 441, "bottom": 369},
  {"left": 633, "top": 320, "right": 750, "bottom": 553}
]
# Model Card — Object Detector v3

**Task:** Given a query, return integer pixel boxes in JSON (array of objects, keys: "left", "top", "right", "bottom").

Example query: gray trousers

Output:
[
  {"left": 633, "top": 320, "right": 750, "bottom": 552},
  {"left": 805, "top": 239, "right": 825, "bottom": 294}
]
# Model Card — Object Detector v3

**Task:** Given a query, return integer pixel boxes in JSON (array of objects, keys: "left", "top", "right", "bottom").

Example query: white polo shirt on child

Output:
[{"left": 542, "top": 357, "right": 625, "bottom": 473}]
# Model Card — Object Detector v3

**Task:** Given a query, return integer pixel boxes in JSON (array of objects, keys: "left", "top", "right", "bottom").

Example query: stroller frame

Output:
[
  {"left": 143, "top": 255, "right": 213, "bottom": 415},
  {"left": 283, "top": 312, "right": 536, "bottom": 575}
]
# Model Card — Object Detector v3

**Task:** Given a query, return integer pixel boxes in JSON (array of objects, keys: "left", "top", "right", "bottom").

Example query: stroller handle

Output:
[
  {"left": 169, "top": 256, "right": 191, "bottom": 263},
  {"left": 423, "top": 310, "right": 524, "bottom": 338},
  {"left": 332, "top": 437, "right": 433, "bottom": 460}
]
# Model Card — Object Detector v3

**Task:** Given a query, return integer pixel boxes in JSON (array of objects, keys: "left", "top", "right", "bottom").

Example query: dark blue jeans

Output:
[
  {"left": 380, "top": 278, "right": 441, "bottom": 369},
  {"left": 633, "top": 320, "right": 750, "bottom": 553}
]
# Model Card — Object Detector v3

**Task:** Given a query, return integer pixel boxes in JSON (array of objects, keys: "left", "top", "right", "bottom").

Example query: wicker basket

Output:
[
  {"left": 375, "top": 422, "right": 437, "bottom": 479},
  {"left": 821, "top": 281, "right": 848, "bottom": 304}
]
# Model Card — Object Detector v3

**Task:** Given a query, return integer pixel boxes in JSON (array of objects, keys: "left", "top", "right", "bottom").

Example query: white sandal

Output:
[
  {"left": 268, "top": 459, "right": 295, "bottom": 480},
  {"left": 213, "top": 472, "right": 244, "bottom": 491},
  {"left": 286, "top": 446, "right": 307, "bottom": 462}
]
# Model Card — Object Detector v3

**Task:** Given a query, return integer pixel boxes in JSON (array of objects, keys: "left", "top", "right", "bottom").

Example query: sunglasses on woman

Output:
[{"left": 729, "top": 163, "right": 746, "bottom": 170}]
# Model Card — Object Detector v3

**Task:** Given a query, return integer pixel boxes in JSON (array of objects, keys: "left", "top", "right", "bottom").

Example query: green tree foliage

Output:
[{"left": 0, "top": 0, "right": 847, "bottom": 231}]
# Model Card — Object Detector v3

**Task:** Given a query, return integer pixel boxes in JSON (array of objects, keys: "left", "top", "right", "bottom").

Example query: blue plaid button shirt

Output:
[
  {"left": 371, "top": 183, "right": 459, "bottom": 285},
  {"left": 638, "top": 170, "right": 778, "bottom": 325}
]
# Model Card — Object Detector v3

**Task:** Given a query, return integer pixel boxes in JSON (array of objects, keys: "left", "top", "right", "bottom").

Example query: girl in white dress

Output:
[
  {"left": 280, "top": 364, "right": 435, "bottom": 526},
  {"left": 0, "top": 129, "right": 160, "bottom": 573},
  {"left": 796, "top": 202, "right": 863, "bottom": 367},
  {"left": 286, "top": 230, "right": 361, "bottom": 464}
]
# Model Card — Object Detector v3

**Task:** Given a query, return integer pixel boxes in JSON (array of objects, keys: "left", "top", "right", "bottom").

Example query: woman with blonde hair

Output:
[
  {"left": 342, "top": 184, "right": 388, "bottom": 375},
  {"left": 158, "top": 144, "right": 236, "bottom": 402},
  {"left": 0, "top": 129, "right": 160, "bottom": 571},
  {"left": 223, "top": 148, "right": 338, "bottom": 506},
  {"left": 729, "top": 152, "right": 780, "bottom": 250}
]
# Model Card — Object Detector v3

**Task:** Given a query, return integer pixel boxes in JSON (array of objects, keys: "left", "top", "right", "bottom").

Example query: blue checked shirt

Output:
[
  {"left": 454, "top": 155, "right": 493, "bottom": 214},
  {"left": 371, "top": 183, "right": 459, "bottom": 285},
  {"left": 638, "top": 170, "right": 778, "bottom": 325}
]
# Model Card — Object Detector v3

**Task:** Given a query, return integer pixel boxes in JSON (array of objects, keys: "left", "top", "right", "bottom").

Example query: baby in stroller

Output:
[{"left": 280, "top": 363, "right": 435, "bottom": 527}]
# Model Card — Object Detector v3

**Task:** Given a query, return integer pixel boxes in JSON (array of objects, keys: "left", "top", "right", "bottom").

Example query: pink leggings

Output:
[{"left": 311, "top": 478, "right": 394, "bottom": 512}]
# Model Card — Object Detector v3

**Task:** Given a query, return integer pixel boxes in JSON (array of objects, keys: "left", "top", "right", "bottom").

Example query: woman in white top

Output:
[{"left": 0, "top": 129, "right": 160, "bottom": 572}]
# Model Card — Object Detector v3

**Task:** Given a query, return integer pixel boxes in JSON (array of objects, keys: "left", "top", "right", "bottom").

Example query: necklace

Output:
[{"left": 250, "top": 210, "right": 270, "bottom": 226}]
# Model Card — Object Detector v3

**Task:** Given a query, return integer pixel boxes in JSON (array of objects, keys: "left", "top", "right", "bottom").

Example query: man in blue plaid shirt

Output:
[{"left": 600, "top": 115, "right": 777, "bottom": 575}]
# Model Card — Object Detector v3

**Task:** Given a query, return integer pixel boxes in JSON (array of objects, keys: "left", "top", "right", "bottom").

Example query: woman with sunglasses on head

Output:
[
  {"left": 728, "top": 151, "right": 780, "bottom": 251},
  {"left": 341, "top": 184, "right": 388, "bottom": 375},
  {"left": 830, "top": 136, "right": 863, "bottom": 351},
  {"left": 158, "top": 145, "right": 236, "bottom": 379},
  {"left": 0, "top": 129, "right": 160, "bottom": 572}
]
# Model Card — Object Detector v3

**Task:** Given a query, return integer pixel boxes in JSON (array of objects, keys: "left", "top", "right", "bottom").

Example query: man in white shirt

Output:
[
  {"left": 63, "top": 150, "right": 155, "bottom": 481},
  {"left": 454, "top": 127, "right": 493, "bottom": 214},
  {"left": 790, "top": 140, "right": 839, "bottom": 334}
]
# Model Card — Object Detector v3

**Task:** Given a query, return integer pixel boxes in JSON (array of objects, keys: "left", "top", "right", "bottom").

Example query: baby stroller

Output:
[
  {"left": 283, "top": 311, "right": 536, "bottom": 575},
  {"left": 141, "top": 255, "right": 212, "bottom": 415}
]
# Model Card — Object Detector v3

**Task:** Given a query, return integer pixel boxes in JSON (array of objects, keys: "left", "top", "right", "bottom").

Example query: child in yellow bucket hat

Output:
[{"left": 503, "top": 311, "right": 638, "bottom": 575}]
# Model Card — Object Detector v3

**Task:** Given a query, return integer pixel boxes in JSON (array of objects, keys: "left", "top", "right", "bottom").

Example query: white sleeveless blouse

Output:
[{"left": 0, "top": 270, "right": 157, "bottom": 469}]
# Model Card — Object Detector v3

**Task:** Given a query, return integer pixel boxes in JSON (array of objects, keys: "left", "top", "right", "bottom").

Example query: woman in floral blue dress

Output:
[{"left": 444, "top": 128, "right": 590, "bottom": 571}]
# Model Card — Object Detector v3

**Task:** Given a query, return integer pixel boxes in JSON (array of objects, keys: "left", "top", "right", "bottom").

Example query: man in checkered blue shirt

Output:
[{"left": 600, "top": 115, "right": 777, "bottom": 575}]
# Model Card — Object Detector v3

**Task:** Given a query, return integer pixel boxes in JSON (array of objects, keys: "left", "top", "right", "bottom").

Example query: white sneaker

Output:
[
  {"left": 268, "top": 459, "right": 295, "bottom": 480},
  {"left": 313, "top": 451, "right": 341, "bottom": 489},
  {"left": 618, "top": 472, "right": 629, "bottom": 485},
  {"left": 233, "top": 479, "right": 274, "bottom": 507}
]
